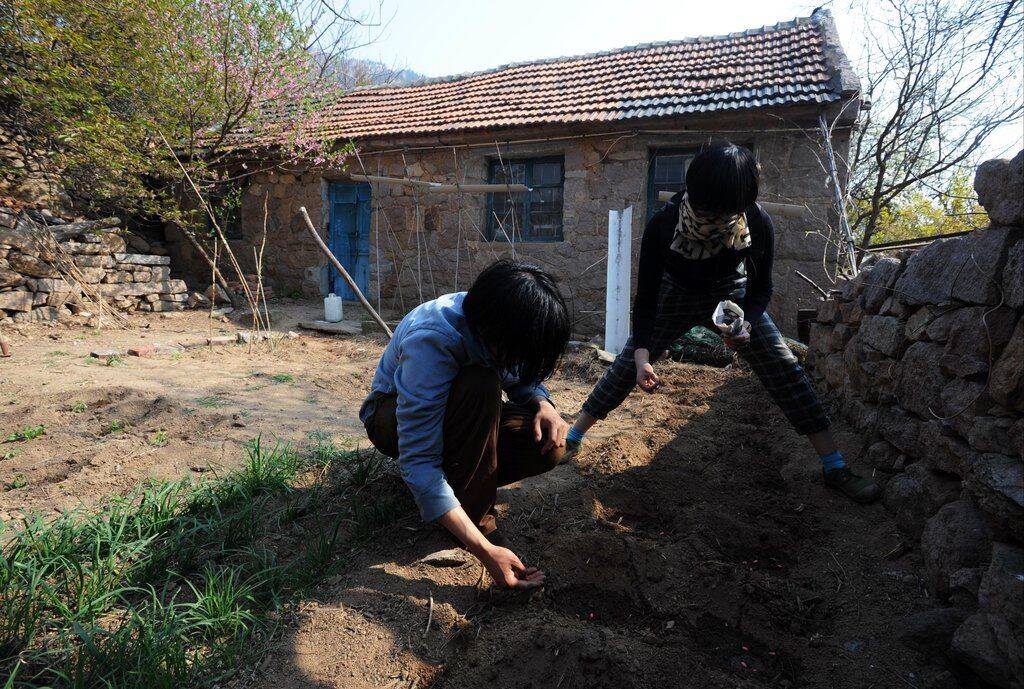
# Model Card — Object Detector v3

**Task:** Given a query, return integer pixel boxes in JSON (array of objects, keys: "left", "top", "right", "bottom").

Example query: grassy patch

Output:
[
  {"left": 148, "top": 430, "right": 169, "bottom": 447},
  {"left": 46, "top": 350, "right": 70, "bottom": 357},
  {"left": 0, "top": 436, "right": 411, "bottom": 688},
  {"left": 70, "top": 401, "right": 87, "bottom": 413},
  {"left": 269, "top": 373, "right": 294, "bottom": 384},
  {"left": 196, "top": 395, "right": 228, "bottom": 408},
  {"left": 3, "top": 425, "right": 45, "bottom": 443}
]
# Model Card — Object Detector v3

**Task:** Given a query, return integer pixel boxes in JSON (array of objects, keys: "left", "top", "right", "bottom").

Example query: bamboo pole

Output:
[
  {"left": 298, "top": 206, "right": 393, "bottom": 339},
  {"left": 346, "top": 173, "right": 528, "bottom": 194},
  {"left": 656, "top": 191, "right": 810, "bottom": 219}
]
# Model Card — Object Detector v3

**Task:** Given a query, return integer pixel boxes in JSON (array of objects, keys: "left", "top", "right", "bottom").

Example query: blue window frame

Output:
[
  {"left": 646, "top": 147, "right": 696, "bottom": 221},
  {"left": 486, "top": 157, "right": 564, "bottom": 242}
]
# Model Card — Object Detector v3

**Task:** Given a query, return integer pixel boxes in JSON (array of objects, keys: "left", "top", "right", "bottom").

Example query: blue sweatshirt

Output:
[{"left": 359, "top": 293, "right": 549, "bottom": 522}]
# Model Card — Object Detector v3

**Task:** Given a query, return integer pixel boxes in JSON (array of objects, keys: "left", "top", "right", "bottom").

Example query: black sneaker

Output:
[{"left": 823, "top": 467, "right": 881, "bottom": 504}]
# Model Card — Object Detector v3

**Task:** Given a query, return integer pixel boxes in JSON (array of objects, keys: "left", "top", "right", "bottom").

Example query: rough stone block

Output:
[
  {"left": 965, "top": 453, "right": 1024, "bottom": 541},
  {"left": 896, "top": 608, "right": 967, "bottom": 652},
  {"left": 76, "top": 267, "right": 106, "bottom": 284},
  {"left": 944, "top": 306, "right": 1017, "bottom": 360},
  {"left": 896, "top": 342, "right": 949, "bottom": 418},
  {"left": 879, "top": 407, "right": 921, "bottom": 456},
  {"left": 6, "top": 251, "right": 57, "bottom": 278},
  {"left": 859, "top": 315, "right": 907, "bottom": 357},
  {"left": 860, "top": 256, "right": 904, "bottom": 314},
  {"left": 921, "top": 499, "right": 993, "bottom": 600},
  {"left": 1003, "top": 238, "right": 1024, "bottom": 310},
  {"left": 974, "top": 149, "right": 1023, "bottom": 226},
  {"left": 33, "top": 278, "right": 70, "bottom": 293},
  {"left": 990, "top": 318, "right": 1024, "bottom": 412},
  {"left": 893, "top": 227, "right": 1017, "bottom": 307},
  {"left": 966, "top": 417, "right": 1015, "bottom": 455},
  {"left": 919, "top": 420, "right": 977, "bottom": 475},
  {"left": 113, "top": 253, "right": 171, "bottom": 266},
  {"left": 950, "top": 613, "right": 1024, "bottom": 689},
  {"left": 0, "top": 290, "right": 33, "bottom": 312}
]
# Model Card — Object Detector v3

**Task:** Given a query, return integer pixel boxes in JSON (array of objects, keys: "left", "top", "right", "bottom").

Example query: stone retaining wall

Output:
[
  {"left": 807, "top": 151, "right": 1023, "bottom": 688},
  {"left": 0, "top": 206, "right": 189, "bottom": 323}
]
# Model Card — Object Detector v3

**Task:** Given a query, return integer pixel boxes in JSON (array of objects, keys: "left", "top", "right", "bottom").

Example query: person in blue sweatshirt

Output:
[
  {"left": 565, "top": 142, "right": 880, "bottom": 504},
  {"left": 361, "top": 260, "right": 571, "bottom": 589}
]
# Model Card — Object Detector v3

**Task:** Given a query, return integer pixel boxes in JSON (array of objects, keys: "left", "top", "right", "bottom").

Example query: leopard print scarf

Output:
[{"left": 669, "top": 193, "right": 751, "bottom": 260}]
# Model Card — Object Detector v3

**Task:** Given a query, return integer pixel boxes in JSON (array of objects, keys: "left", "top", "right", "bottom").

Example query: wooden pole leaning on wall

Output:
[
  {"left": 298, "top": 206, "right": 394, "bottom": 340},
  {"left": 656, "top": 191, "right": 810, "bottom": 219},
  {"left": 346, "top": 173, "right": 529, "bottom": 194}
]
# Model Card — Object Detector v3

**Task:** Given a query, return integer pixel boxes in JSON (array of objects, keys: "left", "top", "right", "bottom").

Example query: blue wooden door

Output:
[{"left": 328, "top": 183, "right": 371, "bottom": 300}]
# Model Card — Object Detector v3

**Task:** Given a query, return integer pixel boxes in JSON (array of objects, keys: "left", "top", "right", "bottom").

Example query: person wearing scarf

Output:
[{"left": 565, "top": 142, "right": 880, "bottom": 504}]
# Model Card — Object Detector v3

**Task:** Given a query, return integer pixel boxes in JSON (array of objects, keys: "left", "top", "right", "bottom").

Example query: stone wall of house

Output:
[
  {"left": 174, "top": 116, "right": 850, "bottom": 336},
  {"left": 807, "top": 151, "right": 1023, "bottom": 688},
  {"left": 0, "top": 205, "right": 189, "bottom": 323}
]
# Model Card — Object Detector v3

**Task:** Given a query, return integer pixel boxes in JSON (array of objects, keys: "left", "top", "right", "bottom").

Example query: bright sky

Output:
[{"left": 345, "top": 0, "right": 1022, "bottom": 157}]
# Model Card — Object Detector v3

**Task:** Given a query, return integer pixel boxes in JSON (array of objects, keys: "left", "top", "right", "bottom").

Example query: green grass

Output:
[
  {"left": 70, "top": 401, "right": 87, "bottom": 413},
  {"left": 269, "top": 373, "right": 294, "bottom": 384},
  {"left": 3, "top": 425, "right": 45, "bottom": 443},
  {"left": 102, "top": 419, "right": 130, "bottom": 435},
  {"left": 46, "top": 350, "right": 70, "bottom": 357},
  {"left": 0, "top": 436, "right": 411, "bottom": 688},
  {"left": 196, "top": 395, "right": 228, "bottom": 408},
  {"left": 148, "top": 430, "right": 169, "bottom": 447}
]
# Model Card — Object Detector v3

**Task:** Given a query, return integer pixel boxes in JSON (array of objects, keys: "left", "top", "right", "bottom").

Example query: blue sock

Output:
[
  {"left": 567, "top": 427, "right": 586, "bottom": 444},
  {"left": 820, "top": 450, "right": 846, "bottom": 473}
]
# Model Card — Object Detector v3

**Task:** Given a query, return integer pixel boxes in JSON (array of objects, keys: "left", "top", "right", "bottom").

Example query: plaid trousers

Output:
[{"left": 582, "top": 274, "right": 830, "bottom": 436}]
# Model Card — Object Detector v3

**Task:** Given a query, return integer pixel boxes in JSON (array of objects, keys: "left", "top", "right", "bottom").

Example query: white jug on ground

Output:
[{"left": 323, "top": 293, "right": 343, "bottom": 322}]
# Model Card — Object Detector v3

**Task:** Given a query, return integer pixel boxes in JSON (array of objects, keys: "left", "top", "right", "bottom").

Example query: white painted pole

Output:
[{"left": 604, "top": 206, "right": 633, "bottom": 356}]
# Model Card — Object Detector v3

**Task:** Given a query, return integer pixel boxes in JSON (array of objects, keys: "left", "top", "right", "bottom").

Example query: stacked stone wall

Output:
[
  {"left": 807, "top": 151, "right": 1023, "bottom": 688},
  {"left": 0, "top": 205, "right": 188, "bottom": 323}
]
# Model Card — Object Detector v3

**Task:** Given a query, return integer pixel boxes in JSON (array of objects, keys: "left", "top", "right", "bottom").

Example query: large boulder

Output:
[
  {"left": 990, "top": 318, "right": 1024, "bottom": 412},
  {"left": 896, "top": 342, "right": 949, "bottom": 417},
  {"left": 964, "top": 454, "right": 1024, "bottom": 541},
  {"left": 879, "top": 406, "right": 922, "bottom": 456},
  {"left": 0, "top": 289, "right": 33, "bottom": 312},
  {"left": 6, "top": 250, "right": 58, "bottom": 278},
  {"left": 974, "top": 149, "right": 1024, "bottom": 227},
  {"left": 943, "top": 306, "right": 1018, "bottom": 360},
  {"left": 1004, "top": 238, "right": 1024, "bottom": 310},
  {"left": 859, "top": 315, "right": 907, "bottom": 357},
  {"left": 980, "top": 543, "right": 1024, "bottom": 626},
  {"left": 950, "top": 613, "right": 1024, "bottom": 689},
  {"left": 920, "top": 499, "right": 993, "bottom": 599},
  {"left": 860, "top": 256, "right": 904, "bottom": 314},
  {"left": 884, "top": 463, "right": 961, "bottom": 538},
  {"left": 893, "top": 227, "right": 1016, "bottom": 306},
  {"left": 918, "top": 421, "right": 978, "bottom": 475}
]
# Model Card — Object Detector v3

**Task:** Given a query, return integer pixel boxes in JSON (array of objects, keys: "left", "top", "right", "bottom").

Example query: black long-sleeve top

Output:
[{"left": 631, "top": 191, "right": 776, "bottom": 351}]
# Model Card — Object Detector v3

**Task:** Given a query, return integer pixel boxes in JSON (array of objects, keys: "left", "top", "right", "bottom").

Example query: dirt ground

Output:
[{"left": 0, "top": 300, "right": 957, "bottom": 688}]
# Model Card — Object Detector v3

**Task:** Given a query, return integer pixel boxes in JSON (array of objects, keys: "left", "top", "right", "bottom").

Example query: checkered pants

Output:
[{"left": 582, "top": 274, "right": 830, "bottom": 436}]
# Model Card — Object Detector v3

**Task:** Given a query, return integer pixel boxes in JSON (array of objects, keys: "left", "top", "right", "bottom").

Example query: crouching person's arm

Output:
[
  {"left": 395, "top": 329, "right": 545, "bottom": 589},
  {"left": 438, "top": 507, "right": 545, "bottom": 589}
]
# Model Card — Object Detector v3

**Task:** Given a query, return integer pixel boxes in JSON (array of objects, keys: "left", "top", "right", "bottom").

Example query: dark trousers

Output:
[
  {"left": 363, "top": 366, "right": 564, "bottom": 534},
  {"left": 582, "top": 274, "right": 830, "bottom": 436}
]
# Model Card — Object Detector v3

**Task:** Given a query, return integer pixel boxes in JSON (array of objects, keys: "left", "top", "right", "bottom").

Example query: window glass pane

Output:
[
  {"left": 531, "top": 161, "right": 562, "bottom": 187},
  {"left": 653, "top": 154, "right": 689, "bottom": 186},
  {"left": 488, "top": 157, "right": 563, "bottom": 241},
  {"left": 491, "top": 162, "right": 527, "bottom": 185}
]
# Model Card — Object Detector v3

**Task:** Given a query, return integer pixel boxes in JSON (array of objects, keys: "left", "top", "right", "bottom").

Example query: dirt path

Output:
[
  {"left": 0, "top": 304, "right": 952, "bottom": 687},
  {"left": 0, "top": 301, "right": 384, "bottom": 517}
]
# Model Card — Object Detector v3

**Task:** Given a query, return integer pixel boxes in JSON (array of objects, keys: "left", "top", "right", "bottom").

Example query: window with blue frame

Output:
[
  {"left": 646, "top": 148, "right": 695, "bottom": 221},
  {"left": 486, "top": 157, "right": 564, "bottom": 241}
]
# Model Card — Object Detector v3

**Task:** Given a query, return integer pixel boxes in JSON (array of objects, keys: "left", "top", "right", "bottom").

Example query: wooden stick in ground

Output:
[
  {"left": 177, "top": 223, "right": 238, "bottom": 308},
  {"left": 794, "top": 270, "right": 830, "bottom": 299},
  {"left": 298, "top": 206, "right": 393, "bottom": 339}
]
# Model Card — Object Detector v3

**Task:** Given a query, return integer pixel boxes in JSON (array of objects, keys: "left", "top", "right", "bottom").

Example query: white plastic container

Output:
[{"left": 323, "top": 293, "right": 343, "bottom": 323}]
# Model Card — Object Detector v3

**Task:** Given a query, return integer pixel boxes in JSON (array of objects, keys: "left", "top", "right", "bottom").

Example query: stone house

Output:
[{"left": 169, "top": 9, "right": 861, "bottom": 337}]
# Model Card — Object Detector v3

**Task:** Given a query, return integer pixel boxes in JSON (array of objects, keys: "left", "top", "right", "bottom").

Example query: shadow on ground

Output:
[{"left": 253, "top": 364, "right": 972, "bottom": 689}]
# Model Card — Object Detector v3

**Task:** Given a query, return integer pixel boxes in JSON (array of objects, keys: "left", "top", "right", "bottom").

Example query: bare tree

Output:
[{"left": 842, "top": 0, "right": 1023, "bottom": 247}]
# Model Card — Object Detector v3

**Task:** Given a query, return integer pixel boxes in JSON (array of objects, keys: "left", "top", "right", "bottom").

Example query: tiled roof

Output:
[{"left": 265, "top": 10, "right": 858, "bottom": 143}]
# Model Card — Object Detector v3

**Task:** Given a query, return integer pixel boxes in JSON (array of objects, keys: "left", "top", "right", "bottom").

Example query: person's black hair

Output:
[
  {"left": 685, "top": 142, "right": 759, "bottom": 214},
  {"left": 463, "top": 259, "right": 570, "bottom": 385}
]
